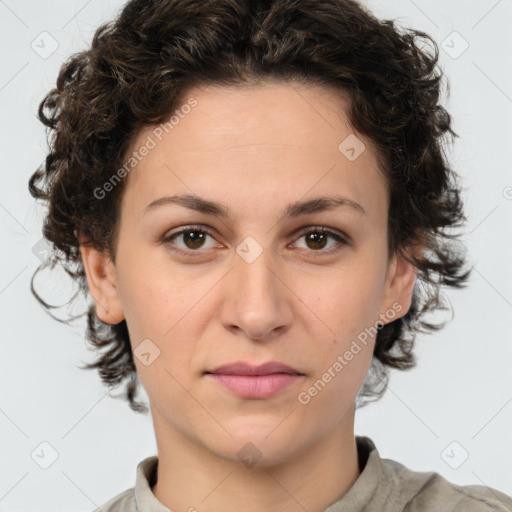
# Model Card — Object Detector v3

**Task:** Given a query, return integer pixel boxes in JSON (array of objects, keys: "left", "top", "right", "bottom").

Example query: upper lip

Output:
[{"left": 206, "top": 361, "right": 303, "bottom": 376}]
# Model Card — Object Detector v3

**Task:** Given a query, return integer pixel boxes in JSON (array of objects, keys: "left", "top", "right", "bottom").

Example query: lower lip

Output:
[{"left": 206, "top": 373, "right": 303, "bottom": 399}]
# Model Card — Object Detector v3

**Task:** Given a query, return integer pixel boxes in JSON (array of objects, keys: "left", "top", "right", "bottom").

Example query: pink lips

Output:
[{"left": 205, "top": 362, "right": 304, "bottom": 399}]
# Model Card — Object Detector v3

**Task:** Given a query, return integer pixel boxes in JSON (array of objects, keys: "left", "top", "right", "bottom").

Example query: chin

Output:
[
  {"left": 203, "top": 421, "right": 309, "bottom": 468},
  {"left": 213, "top": 439, "right": 299, "bottom": 469}
]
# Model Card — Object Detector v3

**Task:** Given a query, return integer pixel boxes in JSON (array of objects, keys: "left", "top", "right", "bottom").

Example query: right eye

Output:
[{"left": 161, "top": 225, "right": 223, "bottom": 255}]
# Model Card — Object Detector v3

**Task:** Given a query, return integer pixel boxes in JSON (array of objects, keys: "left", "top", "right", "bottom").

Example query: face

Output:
[{"left": 81, "top": 81, "right": 417, "bottom": 466}]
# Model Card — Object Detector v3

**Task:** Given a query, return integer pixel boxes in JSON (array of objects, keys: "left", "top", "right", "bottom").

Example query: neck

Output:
[{"left": 151, "top": 403, "right": 360, "bottom": 512}]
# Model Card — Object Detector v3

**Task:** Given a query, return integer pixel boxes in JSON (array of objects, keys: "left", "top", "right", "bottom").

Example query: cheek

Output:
[
  {"left": 114, "top": 266, "right": 199, "bottom": 393},
  {"left": 116, "top": 247, "right": 196, "bottom": 335},
  {"left": 297, "top": 265, "right": 383, "bottom": 336},
  {"left": 295, "top": 330, "right": 374, "bottom": 435},
  {"left": 291, "top": 259, "right": 383, "bottom": 386}
]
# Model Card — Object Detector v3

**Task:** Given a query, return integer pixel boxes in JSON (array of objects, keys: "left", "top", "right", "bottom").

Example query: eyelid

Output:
[
  {"left": 290, "top": 225, "right": 349, "bottom": 257},
  {"left": 161, "top": 224, "right": 221, "bottom": 254},
  {"left": 161, "top": 224, "right": 350, "bottom": 256},
  {"left": 293, "top": 225, "right": 350, "bottom": 244}
]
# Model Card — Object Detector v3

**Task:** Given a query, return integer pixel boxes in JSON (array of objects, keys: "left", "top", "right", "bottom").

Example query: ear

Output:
[
  {"left": 378, "top": 242, "right": 422, "bottom": 325},
  {"left": 78, "top": 234, "right": 125, "bottom": 325}
]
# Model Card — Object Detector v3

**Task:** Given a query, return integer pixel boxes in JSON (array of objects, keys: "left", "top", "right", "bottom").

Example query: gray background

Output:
[{"left": 1, "top": 0, "right": 511, "bottom": 510}]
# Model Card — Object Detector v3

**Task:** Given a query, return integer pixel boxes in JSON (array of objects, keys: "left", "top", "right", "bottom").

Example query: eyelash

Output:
[{"left": 160, "top": 225, "right": 349, "bottom": 258}]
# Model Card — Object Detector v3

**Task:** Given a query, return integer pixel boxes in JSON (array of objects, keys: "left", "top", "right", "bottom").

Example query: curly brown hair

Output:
[{"left": 28, "top": 0, "right": 471, "bottom": 414}]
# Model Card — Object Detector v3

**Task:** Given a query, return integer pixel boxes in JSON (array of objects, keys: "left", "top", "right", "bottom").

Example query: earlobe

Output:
[
  {"left": 380, "top": 246, "right": 421, "bottom": 323},
  {"left": 78, "top": 237, "right": 125, "bottom": 325}
]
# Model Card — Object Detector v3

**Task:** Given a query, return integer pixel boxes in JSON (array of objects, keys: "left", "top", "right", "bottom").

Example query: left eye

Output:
[
  {"left": 162, "top": 226, "right": 348, "bottom": 255},
  {"left": 292, "top": 228, "right": 347, "bottom": 252},
  {"left": 163, "top": 227, "right": 219, "bottom": 252}
]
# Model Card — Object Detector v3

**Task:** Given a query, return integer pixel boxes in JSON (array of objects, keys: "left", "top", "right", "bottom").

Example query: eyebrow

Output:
[{"left": 143, "top": 194, "right": 366, "bottom": 219}]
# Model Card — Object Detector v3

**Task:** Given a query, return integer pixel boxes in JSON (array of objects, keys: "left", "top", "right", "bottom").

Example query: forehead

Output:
[
  {"left": 152, "top": 81, "right": 358, "bottom": 153},
  {"left": 120, "top": 81, "right": 387, "bottom": 224}
]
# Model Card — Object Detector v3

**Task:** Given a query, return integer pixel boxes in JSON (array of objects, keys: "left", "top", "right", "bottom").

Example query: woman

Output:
[{"left": 29, "top": 0, "right": 512, "bottom": 510}]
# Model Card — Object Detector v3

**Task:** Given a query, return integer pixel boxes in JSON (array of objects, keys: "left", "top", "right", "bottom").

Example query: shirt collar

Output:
[
  {"left": 134, "top": 454, "right": 170, "bottom": 511},
  {"left": 134, "top": 435, "right": 382, "bottom": 512},
  {"left": 324, "top": 436, "right": 383, "bottom": 511}
]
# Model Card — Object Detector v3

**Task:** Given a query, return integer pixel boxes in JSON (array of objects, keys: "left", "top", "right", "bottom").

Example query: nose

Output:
[{"left": 219, "top": 246, "right": 293, "bottom": 342}]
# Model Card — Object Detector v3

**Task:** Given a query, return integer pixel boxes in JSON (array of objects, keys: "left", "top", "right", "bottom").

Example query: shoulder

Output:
[
  {"left": 90, "top": 487, "right": 136, "bottom": 512},
  {"left": 348, "top": 436, "right": 512, "bottom": 512},
  {"left": 89, "top": 455, "right": 160, "bottom": 512},
  {"left": 380, "top": 456, "right": 512, "bottom": 512}
]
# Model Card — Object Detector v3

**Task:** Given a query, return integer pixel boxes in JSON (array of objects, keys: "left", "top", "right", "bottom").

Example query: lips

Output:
[
  {"left": 205, "top": 361, "right": 305, "bottom": 399},
  {"left": 206, "top": 361, "right": 303, "bottom": 376}
]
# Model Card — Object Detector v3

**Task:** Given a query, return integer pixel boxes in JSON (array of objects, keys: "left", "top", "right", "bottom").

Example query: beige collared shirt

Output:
[{"left": 96, "top": 436, "right": 512, "bottom": 511}]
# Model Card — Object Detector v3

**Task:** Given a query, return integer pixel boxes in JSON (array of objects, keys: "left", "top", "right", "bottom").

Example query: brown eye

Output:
[
  {"left": 304, "top": 232, "right": 329, "bottom": 250},
  {"left": 162, "top": 226, "right": 219, "bottom": 254},
  {"left": 292, "top": 227, "right": 348, "bottom": 256},
  {"left": 180, "top": 230, "right": 207, "bottom": 249}
]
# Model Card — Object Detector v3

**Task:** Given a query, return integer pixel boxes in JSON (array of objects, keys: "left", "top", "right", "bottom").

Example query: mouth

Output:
[
  {"left": 204, "top": 361, "right": 305, "bottom": 399},
  {"left": 205, "top": 361, "right": 304, "bottom": 377}
]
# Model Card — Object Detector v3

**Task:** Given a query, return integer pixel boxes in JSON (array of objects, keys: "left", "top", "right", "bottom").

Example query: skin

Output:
[{"left": 79, "top": 81, "right": 419, "bottom": 512}]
